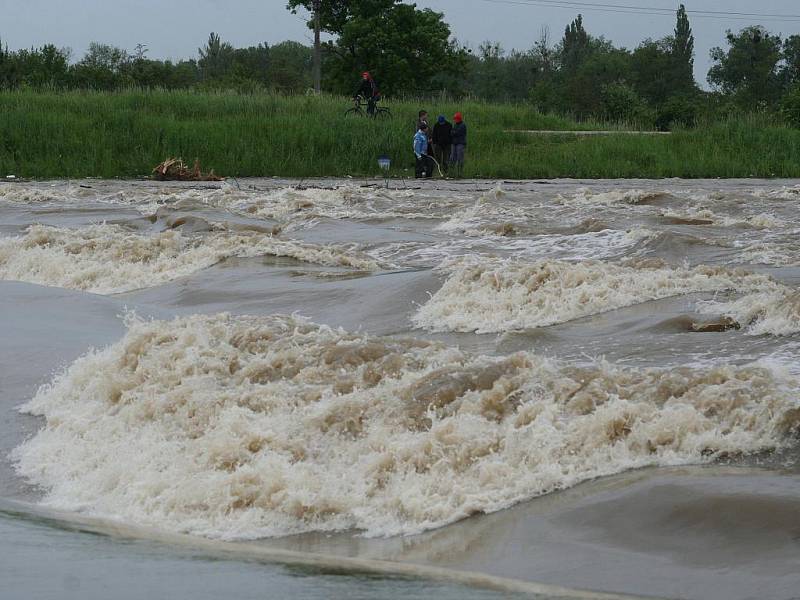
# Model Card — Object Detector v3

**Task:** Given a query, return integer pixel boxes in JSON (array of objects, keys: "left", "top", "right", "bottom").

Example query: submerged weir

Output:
[{"left": 1, "top": 178, "right": 799, "bottom": 599}]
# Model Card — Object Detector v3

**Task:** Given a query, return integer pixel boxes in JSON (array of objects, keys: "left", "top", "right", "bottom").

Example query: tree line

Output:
[
  {"left": 0, "top": 36, "right": 312, "bottom": 92},
  {"left": 4, "top": 0, "right": 800, "bottom": 129}
]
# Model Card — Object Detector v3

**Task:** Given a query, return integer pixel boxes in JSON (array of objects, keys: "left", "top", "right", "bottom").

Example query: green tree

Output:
[
  {"left": 70, "top": 43, "right": 130, "bottom": 89},
  {"left": 198, "top": 32, "right": 235, "bottom": 81},
  {"left": 565, "top": 44, "right": 631, "bottom": 117},
  {"left": 630, "top": 39, "right": 674, "bottom": 105},
  {"left": 782, "top": 35, "right": 800, "bottom": 88},
  {"left": 269, "top": 41, "right": 313, "bottom": 91},
  {"left": 286, "top": 0, "right": 459, "bottom": 95},
  {"left": 708, "top": 27, "right": 783, "bottom": 108},
  {"left": 560, "top": 14, "right": 590, "bottom": 73},
  {"left": 80, "top": 42, "right": 129, "bottom": 72},
  {"left": 231, "top": 44, "right": 271, "bottom": 85},
  {"left": 670, "top": 4, "right": 695, "bottom": 94},
  {"left": 128, "top": 58, "right": 199, "bottom": 89},
  {"left": 471, "top": 42, "right": 505, "bottom": 100},
  {"left": 0, "top": 42, "right": 70, "bottom": 88}
]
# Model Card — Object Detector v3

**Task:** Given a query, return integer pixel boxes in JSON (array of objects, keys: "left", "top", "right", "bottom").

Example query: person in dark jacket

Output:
[
  {"left": 432, "top": 115, "right": 452, "bottom": 175},
  {"left": 450, "top": 112, "right": 467, "bottom": 178},
  {"left": 354, "top": 71, "right": 380, "bottom": 115}
]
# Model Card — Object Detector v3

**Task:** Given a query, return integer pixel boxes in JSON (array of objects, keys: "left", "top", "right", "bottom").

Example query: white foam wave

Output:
[
  {"left": 734, "top": 237, "right": 800, "bottom": 266},
  {"left": 557, "top": 188, "right": 666, "bottom": 207},
  {"left": 699, "top": 290, "right": 800, "bottom": 336},
  {"left": 0, "top": 224, "right": 380, "bottom": 294},
  {"left": 753, "top": 186, "right": 800, "bottom": 201},
  {"left": 661, "top": 208, "right": 783, "bottom": 229},
  {"left": 0, "top": 184, "right": 458, "bottom": 223},
  {"left": 369, "top": 229, "right": 653, "bottom": 269},
  {"left": 214, "top": 186, "right": 461, "bottom": 222},
  {"left": 413, "top": 258, "right": 779, "bottom": 333},
  {"left": 13, "top": 314, "right": 800, "bottom": 540}
]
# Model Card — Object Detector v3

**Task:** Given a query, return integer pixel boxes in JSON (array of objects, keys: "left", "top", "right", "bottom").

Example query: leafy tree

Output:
[
  {"left": 286, "top": 0, "right": 459, "bottom": 95},
  {"left": 128, "top": 58, "right": 199, "bottom": 89},
  {"left": 198, "top": 32, "right": 235, "bottom": 81},
  {"left": 471, "top": 42, "right": 505, "bottom": 99},
  {"left": 670, "top": 4, "right": 695, "bottom": 94},
  {"left": 231, "top": 44, "right": 271, "bottom": 85},
  {"left": 560, "top": 14, "right": 590, "bottom": 73},
  {"left": 782, "top": 35, "right": 800, "bottom": 88},
  {"left": 533, "top": 26, "right": 554, "bottom": 74},
  {"left": 630, "top": 5, "right": 695, "bottom": 108},
  {"left": 631, "top": 39, "right": 674, "bottom": 105},
  {"left": 0, "top": 42, "right": 69, "bottom": 88},
  {"left": 80, "top": 42, "right": 129, "bottom": 73},
  {"left": 564, "top": 44, "right": 631, "bottom": 117},
  {"left": 708, "top": 27, "right": 783, "bottom": 108},
  {"left": 269, "top": 41, "right": 313, "bottom": 91},
  {"left": 71, "top": 43, "right": 130, "bottom": 89},
  {"left": 287, "top": 0, "right": 378, "bottom": 34}
]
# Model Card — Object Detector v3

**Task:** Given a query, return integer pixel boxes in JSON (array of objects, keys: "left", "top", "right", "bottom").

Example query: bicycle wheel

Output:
[
  {"left": 344, "top": 107, "right": 364, "bottom": 118},
  {"left": 374, "top": 107, "right": 392, "bottom": 120}
]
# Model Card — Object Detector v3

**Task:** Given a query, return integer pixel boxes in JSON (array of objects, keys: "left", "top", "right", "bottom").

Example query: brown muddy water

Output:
[{"left": 1, "top": 178, "right": 799, "bottom": 600}]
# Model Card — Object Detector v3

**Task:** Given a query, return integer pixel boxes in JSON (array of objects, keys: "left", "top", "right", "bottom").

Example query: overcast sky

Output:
[{"left": 3, "top": 0, "right": 800, "bottom": 85}]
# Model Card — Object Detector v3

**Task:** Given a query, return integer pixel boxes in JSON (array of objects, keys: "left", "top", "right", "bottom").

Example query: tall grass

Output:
[{"left": 1, "top": 89, "right": 799, "bottom": 179}]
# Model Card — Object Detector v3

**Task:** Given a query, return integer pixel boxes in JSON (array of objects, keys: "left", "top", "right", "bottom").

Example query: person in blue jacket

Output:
[{"left": 414, "top": 123, "right": 433, "bottom": 178}]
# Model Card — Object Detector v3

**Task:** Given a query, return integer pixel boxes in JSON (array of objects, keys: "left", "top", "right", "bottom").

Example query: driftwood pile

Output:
[{"left": 152, "top": 158, "right": 222, "bottom": 181}]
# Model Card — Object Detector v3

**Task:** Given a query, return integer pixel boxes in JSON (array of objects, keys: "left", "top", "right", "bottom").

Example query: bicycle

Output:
[{"left": 344, "top": 95, "right": 392, "bottom": 119}]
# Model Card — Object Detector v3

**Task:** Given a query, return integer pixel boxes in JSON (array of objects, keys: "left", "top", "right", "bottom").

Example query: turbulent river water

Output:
[{"left": 1, "top": 178, "right": 799, "bottom": 599}]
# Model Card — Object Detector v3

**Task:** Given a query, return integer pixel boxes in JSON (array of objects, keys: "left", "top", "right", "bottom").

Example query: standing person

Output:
[
  {"left": 450, "top": 112, "right": 467, "bottom": 178},
  {"left": 414, "top": 123, "right": 433, "bottom": 178},
  {"left": 354, "top": 71, "right": 380, "bottom": 116},
  {"left": 432, "top": 115, "right": 452, "bottom": 175},
  {"left": 416, "top": 110, "right": 433, "bottom": 155},
  {"left": 416, "top": 110, "right": 429, "bottom": 132}
]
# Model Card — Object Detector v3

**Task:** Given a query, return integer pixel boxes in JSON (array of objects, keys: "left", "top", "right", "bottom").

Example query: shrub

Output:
[
  {"left": 780, "top": 86, "right": 800, "bottom": 128},
  {"left": 600, "top": 82, "right": 654, "bottom": 128},
  {"left": 655, "top": 96, "right": 698, "bottom": 131}
]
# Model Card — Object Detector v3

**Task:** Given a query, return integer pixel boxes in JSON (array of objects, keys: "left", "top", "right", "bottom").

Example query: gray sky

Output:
[{"left": 2, "top": 0, "right": 800, "bottom": 85}]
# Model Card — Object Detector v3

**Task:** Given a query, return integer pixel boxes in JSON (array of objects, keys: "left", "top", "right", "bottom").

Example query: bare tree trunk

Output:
[{"left": 313, "top": 0, "right": 321, "bottom": 93}]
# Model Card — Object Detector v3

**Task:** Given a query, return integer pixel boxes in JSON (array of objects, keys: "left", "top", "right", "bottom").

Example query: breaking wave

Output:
[
  {"left": 0, "top": 184, "right": 453, "bottom": 223},
  {"left": 660, "top": 208, "right": 783, "bottom": 229},
  {"left": 0, "top": 185, "right": 70, "bottom": 204},
  {"left": 557, "top": 188, "right": 670, "bottom": 207},
  {"left": 0, "top": 224, "right": 381, "bottom": 294},
  {"left": 13, "top": 314, "right": 800, "bottom": 540},
  {"left": 212, "top": 185, "right": 459, "bottom": 223},
  {"left": 699, "top": 290, "right": 800, "bottom": 336},
  {"left": 413, "top": 258, "right": 778, "bottom": 333},
  {"left": 753, "top": 186, "right": 800, "bottom": 201},
  {"left": 369, "top": 229, "right": 653, "bottom": 269},
  {"left": 734, "top": 239, "right": 800, "bottom": 267}
]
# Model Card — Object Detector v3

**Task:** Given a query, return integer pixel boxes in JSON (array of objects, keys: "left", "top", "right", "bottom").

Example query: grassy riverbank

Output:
[{"left": 2, "top": 90, "right": 800, "bottom": 179}]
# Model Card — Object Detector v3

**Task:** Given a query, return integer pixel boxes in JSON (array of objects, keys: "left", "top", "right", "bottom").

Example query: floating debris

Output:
[{"left": 152, "top": 158, "right": 222, "bottom": 181}]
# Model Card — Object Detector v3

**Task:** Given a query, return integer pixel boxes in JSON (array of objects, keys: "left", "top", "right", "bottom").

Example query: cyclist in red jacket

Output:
[{"left": 354, "top": 71, "right": 381, "bottom": 116}]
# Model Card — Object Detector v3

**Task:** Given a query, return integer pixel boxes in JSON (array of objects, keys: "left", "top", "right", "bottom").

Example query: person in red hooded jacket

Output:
[
  {"left": 450, "top": 112, "right": 467, "bottom": 178},
  {"left": 354, "top": 71, "right": 381, "bottom": 116}
]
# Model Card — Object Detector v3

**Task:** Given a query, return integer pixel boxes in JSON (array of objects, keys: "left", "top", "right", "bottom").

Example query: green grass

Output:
[{"left": 1, "top": 89, "right": 799, "bottom": 179}]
